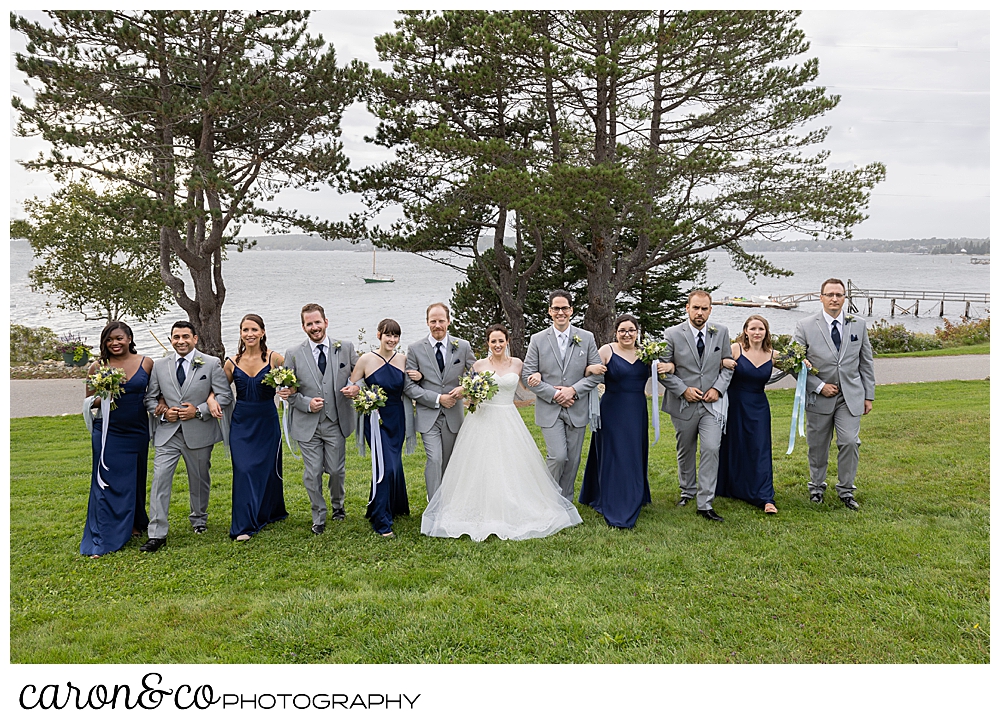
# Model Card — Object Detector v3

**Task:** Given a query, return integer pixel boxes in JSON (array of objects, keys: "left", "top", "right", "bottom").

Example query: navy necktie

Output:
[
  {"left": 317, "top": 343, "right": 327, "bottom": 376},
  {"left": 831, "top": 320, "right": 841, "bottom": 351},
  {"left": 697, "top": 331, "right": 705, "bottom": 358},
  {"left": 435, "top": 342, "right": 445, "bottom": 373},
  {"left": 176, "top": 358, "right": 186, "bottom": 387}
]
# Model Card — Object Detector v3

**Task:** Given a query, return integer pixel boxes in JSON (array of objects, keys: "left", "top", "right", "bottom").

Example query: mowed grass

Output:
[
  {"left": 875, "top": 342, "right": 990, "bottom": 358},
  {"left": 9, "top": 381, "right": 989, "bottom": 663}
]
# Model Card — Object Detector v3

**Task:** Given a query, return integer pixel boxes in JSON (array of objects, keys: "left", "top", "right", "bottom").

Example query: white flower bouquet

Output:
[
  {"left": 262, "top": 365, "right": 299, "bottom": 390},
  {"left": 88, "top": 365, "right": 128, "bottom": 410},
  {"left": 461, "top": 370, "right": 499, "bottom": 413},
  {"left": 353, "top": 385, "right": 388, "bottom": 417},
  {"left": 637, "top": 339, "right": 667, "bottom": 364}
]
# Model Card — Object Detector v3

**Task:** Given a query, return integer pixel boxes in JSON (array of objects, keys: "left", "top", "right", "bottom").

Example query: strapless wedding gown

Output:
[{"left": 421, "top": 373, "right": 583, "bottom": 541}]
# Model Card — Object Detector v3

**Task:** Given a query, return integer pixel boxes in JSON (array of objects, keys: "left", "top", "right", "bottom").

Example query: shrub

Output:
[
  {"left": 9, "top": 324, "right": 60, "bottom": 365},
  {"left": 935, "top": 317, "right": 989, "bottom": 346},
  {"left": 868, "top": 320, "right": 942, "bottom": 355}
]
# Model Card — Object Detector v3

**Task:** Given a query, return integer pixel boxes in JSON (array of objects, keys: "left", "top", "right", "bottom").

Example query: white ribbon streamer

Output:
[
  {"left": 367, "top": 410, "right": 385, "bottom": 505},
  {"left": 96, "top": 396, "right": 112, "bottom": 489},
  {"left": 650, "top": 360, "right": 661, "bottom": 444},
  {"left": 279, "top": 392, "right": 301, "bottom": 460},
  {"left": 786, "top": 361, "right": 809, "bottom": 455}
]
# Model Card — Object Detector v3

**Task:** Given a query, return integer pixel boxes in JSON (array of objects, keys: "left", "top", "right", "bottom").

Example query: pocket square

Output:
[
  {"left": 340, "top": 362, "right": 346, "bottom": 368},
  {"left": 851, "top": 334, "right": 858, "bottom": 342},
  {"left": 453, "top": 358, "right": 460, "bottom": 364},
  {"left": 199, "top": 375, "right": 207, "bottom": 380},
  {"left": 714, "top": 346, "right": 720, "bottom": 352}
]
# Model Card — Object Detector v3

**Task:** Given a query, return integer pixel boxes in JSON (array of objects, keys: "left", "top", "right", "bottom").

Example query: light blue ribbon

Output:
[
  {"left": 786, "top": 361, "right": 809, "bottom": 455},
  {"left": 650, "top": 361, "right": 661, "bottom": 443}
]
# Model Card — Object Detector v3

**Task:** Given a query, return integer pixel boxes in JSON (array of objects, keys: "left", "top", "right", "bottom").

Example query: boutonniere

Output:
[
  {"left": 332, "top": 340, "right": 342, "bottom": 351},
  {"left": 845, "top": 315, "right": 856, "bottom": 324},
  {"left": 450, "top": 340, "right": 459, "bottom": 351},
  {"left": 707, "top": 325, "right": 717, "bottom": 335},
  {"left": 571, "top": 334, "right": 582, "bottom": 346},
  {"left": 191, "top": 356, "right": 205, "bottom": 368}
]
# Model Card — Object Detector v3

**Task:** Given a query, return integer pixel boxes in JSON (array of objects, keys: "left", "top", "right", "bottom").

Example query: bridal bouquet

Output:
[
  {"left": 263, "top": 366, "right": 299, "bottom": 390},
  {"left": 353, "top": 385, "right": 388, "bottom": 417},
  {"left": 774, "top": 341, "right": 818, "bottom": 376},
  {"left": 461, "top": 370, "right": 499, "bottom": 413},
  {"left": 88, "top": 365, "right": 128, "bottom": 410},
  {"left": 637, "top": 339, "right": 667, "bottom": 364}
]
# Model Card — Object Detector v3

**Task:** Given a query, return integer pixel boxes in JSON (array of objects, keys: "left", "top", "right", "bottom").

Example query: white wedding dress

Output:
[{"left": 421, "top": 373, "right": 583, "bottom": 541}]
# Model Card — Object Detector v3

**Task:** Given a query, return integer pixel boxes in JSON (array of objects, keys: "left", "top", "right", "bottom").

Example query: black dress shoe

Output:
[
  {"left": 842, "top": 497, "right": 860, "bottom": 511},
  {"left": 193, "top": 525, "right": 207, "bottom": 534},
  {"left": 810, "top": 493, "right": 824, "bottom": 504},
  {"left": 139, "top": 537, "right": 166, "bottom": 553},
  {"left": 311, "top": 524, "right": 325, "bottom": 535},
  {"left": 697, "top": 508, "right": 724, "bottom": 522},
  {"left": 330, "top": 509, "right": 346, "bottom": 521},
  {"left": 676, "top": 497, "right": 693, "bottom": 507}
]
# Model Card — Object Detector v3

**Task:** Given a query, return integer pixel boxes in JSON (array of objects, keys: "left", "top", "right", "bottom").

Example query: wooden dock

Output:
[{"left": 766, "top": 280, "right": 989, "bottom": 319}]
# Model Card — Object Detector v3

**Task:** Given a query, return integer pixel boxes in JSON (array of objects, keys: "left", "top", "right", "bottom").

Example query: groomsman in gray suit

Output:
[
  {"left": 141, "top": 321, "right": 232, "bottom": 552},
  {"left": 522, "top": 290, "right": 602, "bottom": 500},
  {"left": 792, "top": 278, "right": 875, "bottom": 510},
  {"left": 278, "top": 303, "right": 359, "bottom": 534},
  {"left": 659, "top": 290, "right": 734, "bottom": 522},
  {"left": 403, "top": 302, "right": 476, "bottom": 501}
]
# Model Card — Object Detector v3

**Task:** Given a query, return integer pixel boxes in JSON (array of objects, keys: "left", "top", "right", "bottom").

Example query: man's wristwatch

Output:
[{"left": 194, "top": 409, "right": 203, "bottom": 420}]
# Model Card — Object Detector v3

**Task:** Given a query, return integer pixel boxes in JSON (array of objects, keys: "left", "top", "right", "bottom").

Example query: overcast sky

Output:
[{"left": 7, "top": 9, "right": 990, "bottom": 241}]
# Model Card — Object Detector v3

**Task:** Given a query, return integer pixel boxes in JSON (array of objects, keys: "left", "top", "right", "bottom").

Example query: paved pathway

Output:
[{"left": 8, "top": 354, "right": 990, "bottom": 418}]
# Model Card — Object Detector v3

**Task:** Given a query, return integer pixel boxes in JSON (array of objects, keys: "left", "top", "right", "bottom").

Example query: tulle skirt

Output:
[{"left": 421, "top": 399, "right": 582, "bottom": 541}]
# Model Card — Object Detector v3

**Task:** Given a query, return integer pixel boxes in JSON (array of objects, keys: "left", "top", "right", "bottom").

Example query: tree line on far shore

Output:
[{"left": 11, "top": 10, "right": 885, "bottom": 359}]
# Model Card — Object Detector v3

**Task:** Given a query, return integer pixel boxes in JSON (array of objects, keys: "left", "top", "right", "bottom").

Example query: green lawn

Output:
[
  {"left": 874, "top": 342, "right": 989, "bottom": 358},
  {"left": 9, "top": 380, "right": 989, "bottom": 663}
]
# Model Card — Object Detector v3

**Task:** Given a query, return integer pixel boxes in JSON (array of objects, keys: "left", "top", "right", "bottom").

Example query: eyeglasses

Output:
[
  {"left": 549, "top": 306, "right": 571, "bottom": 313},
  {"left": 821, "top": 293, "right": 845, "bottom": 299},
  {"left": 617, "top": 329, "right": 637, "bottom": 335}
]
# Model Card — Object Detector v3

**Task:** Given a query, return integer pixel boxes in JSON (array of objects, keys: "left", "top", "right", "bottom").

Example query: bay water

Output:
[{"left": 8, "top": 240, "right": 990, "bottom": 358}]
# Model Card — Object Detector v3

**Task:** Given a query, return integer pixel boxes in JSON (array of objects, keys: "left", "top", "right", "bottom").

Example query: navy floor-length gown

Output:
[
  {"left": 580, "top": 351, "right": 652, "bottom": 528},
  {"left": 364, "top": 355, "right": 409, "bottom": 534},
  {"left": 80, "top": 361, "right": 151, "bottom": 556},
  {"left": 717, "top": 354, "right": 776, "bottom": 508},
  {"left": 229, "top": 361, "right": 288, "bottom": 538}
]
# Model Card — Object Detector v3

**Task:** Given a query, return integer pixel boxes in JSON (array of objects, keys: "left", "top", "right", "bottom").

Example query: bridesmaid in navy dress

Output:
[
  {"left": 222, "top": 314, "right": 288, "bottom": 541},
  {"left": 717, "top": 314, "right": 783, "bottom": 514},
  {"left": 579, "top": 314, "right": 672, "bottom": 529},
  {"left": 81, "top": 322, "right": 153, "bottom": 558},
  {"left": 350, "top": 318, "right": 410, "bottom": 538}
]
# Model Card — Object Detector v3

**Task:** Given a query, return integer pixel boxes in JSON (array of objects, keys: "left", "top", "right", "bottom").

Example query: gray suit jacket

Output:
[
  {"left": 792, "top": 312, "right": 875, "bottom": 416},
  {"left": 403, "top": 336, "right": 476, "bottom": 434},
  {"left": 144, "top": 354, "right": 232, "bottom": 448},
  {"left": 283, "top": 338, "right": 358, "bottom": 441},
  {"left": 659, "top": 322, "right": 734, "bottom": 420},
  {"left": 522, "top": 325, "right": 602, "bottom": 428}
]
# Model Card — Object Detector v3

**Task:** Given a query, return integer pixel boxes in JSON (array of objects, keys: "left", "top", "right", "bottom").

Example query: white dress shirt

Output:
[
  {"left": 427, "top": 333, "right": 451, "bottom": 407},
  {"left": 816, "top": 310, "right": 846, "bottom": 393},
  {"left": 310, "top": 336, "right": 331, "bottom": 369},
  {"left": 175, "top": 349, "right": 197, "bottom": 376},
  {"left": 687, "top": 321, "right": 708, "bottom": 349},
  {"left": 554, "top": 327, "right": 570, "bottom": 356}
]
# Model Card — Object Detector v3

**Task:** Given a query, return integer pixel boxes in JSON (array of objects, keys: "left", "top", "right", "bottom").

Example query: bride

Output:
[{"left": 421, "top": 324, "right": 583, "bottom": 541}]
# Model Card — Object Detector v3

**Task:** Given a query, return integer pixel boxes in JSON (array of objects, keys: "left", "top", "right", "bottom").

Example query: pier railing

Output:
[{"left": 768, "top": 280, "right": 989, "bottom": 318}]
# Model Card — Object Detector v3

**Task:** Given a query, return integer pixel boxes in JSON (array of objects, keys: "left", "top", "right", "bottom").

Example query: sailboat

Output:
[{"left": 363, "top": 247, "right": 394, "bottom": 283}]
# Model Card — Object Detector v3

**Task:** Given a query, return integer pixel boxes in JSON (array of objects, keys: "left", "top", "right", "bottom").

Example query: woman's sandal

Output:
[
  {"left": 235, "top": 534, "right": 251, "bottom": 542},
  {"left": 764, "top": 503, "right": 778, "bottom": 515}
]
